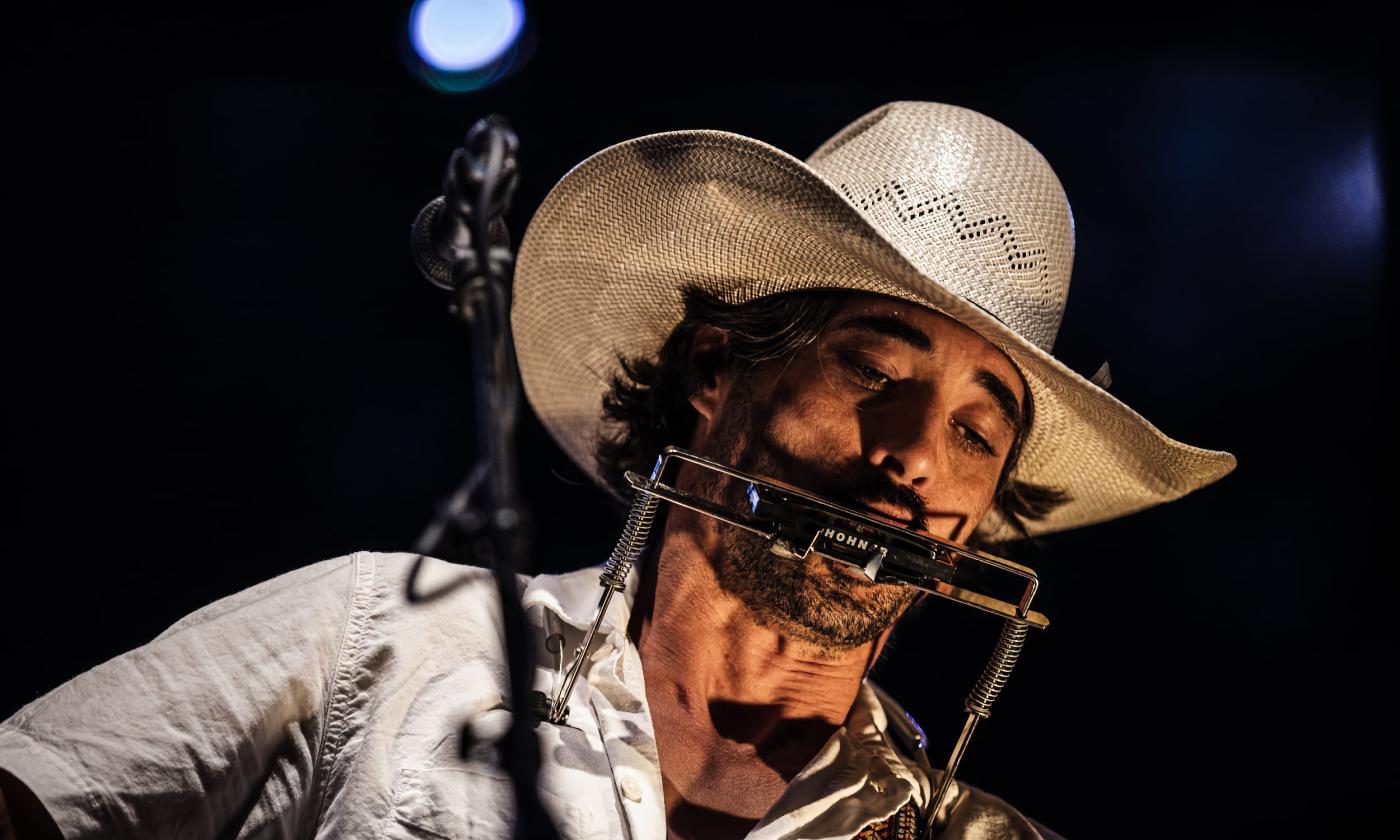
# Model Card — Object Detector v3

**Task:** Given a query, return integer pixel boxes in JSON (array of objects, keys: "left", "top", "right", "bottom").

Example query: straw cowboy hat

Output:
[{"left": 511, "top": 100, "right": 1236, "bottom": 542}]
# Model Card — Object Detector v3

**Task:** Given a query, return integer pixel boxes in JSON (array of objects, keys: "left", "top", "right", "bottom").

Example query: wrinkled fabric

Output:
[{"left": 0, "top": 551, "right": 1057, "bottom": 838}]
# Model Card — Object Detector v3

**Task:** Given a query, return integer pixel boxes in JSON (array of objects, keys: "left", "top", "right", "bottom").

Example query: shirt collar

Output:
[{"left": 521, "top": 560, "right": 642, "bottom": 635}]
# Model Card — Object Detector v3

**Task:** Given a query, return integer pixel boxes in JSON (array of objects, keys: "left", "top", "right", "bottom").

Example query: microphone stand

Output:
[{"left": 407, "top": 115, "right": 560, "bottom": 840}]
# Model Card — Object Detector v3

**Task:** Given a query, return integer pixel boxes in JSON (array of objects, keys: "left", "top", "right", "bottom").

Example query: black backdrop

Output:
[{"left": 6, "top": 4, "right": 1391, "bottom": 837}]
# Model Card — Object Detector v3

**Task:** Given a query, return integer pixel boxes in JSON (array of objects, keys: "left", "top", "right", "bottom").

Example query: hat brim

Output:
[{"left": 512, "top": 129, "right": 1236, "bottom": 541}]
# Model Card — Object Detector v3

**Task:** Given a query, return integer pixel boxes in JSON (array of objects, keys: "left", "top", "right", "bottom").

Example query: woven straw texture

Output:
[{"left": 512, "top": 101, "right": 1235, "bottom": 541}]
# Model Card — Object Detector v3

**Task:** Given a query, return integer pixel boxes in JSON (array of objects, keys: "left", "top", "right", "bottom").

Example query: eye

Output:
[
  {"left": 846, "top": 360, "right": 893, "bottom": 392},
  {"left": 956, "top": 422, "right": 996, "bottom": 457}
]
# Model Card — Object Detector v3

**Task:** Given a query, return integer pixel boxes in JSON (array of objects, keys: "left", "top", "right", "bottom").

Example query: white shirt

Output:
[{"left": 0, "top": 551, "right": 1056, "bottom": 838}]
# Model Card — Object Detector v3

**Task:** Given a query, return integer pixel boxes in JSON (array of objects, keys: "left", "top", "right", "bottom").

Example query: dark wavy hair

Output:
[{"left": 594, "top": 286, "right": 1071, "bottom": 552}]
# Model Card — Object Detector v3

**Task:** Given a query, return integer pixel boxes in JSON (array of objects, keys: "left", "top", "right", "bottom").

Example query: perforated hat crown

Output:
[{"left": 512, "top": 101, "right": 1235, "bottom": 541}]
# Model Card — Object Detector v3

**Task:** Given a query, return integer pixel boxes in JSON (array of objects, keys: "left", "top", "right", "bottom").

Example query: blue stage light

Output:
[{"left": 410, "top": 0, "right": 524, "bottom": 73}]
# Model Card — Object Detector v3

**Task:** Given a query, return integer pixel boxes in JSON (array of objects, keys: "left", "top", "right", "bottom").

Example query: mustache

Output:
[
  {"left": 811, "top": 465, "right": 930, "bottom": 533},
  {"left": 732, "top": 431, "right": 967, "bottom": 539}
]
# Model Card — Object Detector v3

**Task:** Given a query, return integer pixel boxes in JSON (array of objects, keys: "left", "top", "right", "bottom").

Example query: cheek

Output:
[
  {"left": 959, "top": 451, "right": 1012, "bottom": 520},
  {"left": 763, "top": 370, "right": 863, "bottom": 460},
  {"left": 952, "top": 460, "right": 1001, "bottom": 510}
]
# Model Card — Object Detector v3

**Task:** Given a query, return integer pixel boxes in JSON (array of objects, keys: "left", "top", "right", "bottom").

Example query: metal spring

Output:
[
  {"left": 965, "top": 618, "right": 1029, "bottom": 718},
  {"left": 541, "top": 483, "right": 660, "bottom": 724},
  {"left": 599, "top": 486, "right": 659, "bottom": 591}
]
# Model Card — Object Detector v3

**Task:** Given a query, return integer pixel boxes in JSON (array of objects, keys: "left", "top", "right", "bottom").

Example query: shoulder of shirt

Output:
[
  {"left": 155, "top": 551, "right": 532, "bottom": 641},
  {"left": 153, "top": 553, "right": 366, "bottom": 640},
  {"left": 353, "top": 551, "right": 538, "bottom": 628},
  {"left": 365, "top": 549, "right": 531, "bottom": 592}
]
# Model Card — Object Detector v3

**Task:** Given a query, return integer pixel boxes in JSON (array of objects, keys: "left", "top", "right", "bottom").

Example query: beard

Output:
[{"left": 687, "top": 380, "right": 923, "bottom": 656}]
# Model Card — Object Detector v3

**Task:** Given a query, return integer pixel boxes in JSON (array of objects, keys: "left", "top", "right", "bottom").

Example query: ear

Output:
[{"left": 686, "top": 324, "right": 733, "bottom": 423}]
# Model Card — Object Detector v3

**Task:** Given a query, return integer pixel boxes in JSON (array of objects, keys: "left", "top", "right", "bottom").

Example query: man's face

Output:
[{"left": 686, "top": 293, "right": 1027, "bottom": 654}]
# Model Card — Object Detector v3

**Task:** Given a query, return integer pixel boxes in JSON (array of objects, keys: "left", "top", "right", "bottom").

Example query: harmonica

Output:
[{"left": 625, "top": 447, "right": 1048, "bottom": 629}]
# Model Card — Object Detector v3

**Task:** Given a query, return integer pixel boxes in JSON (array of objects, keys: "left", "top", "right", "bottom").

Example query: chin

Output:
[{"left": 772, "top": 556, "right": 913, "bottom": 644}]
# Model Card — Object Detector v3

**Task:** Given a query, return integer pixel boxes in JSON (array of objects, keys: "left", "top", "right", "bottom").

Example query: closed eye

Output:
[
  {"left": 848, "top": 361, "right": 893, "bottom": 392},
  {"left": 957, "top": 422, "right": 995, "bottom": 457}
]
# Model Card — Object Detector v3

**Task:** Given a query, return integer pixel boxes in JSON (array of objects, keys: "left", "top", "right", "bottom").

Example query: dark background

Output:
[{"left": 5, "top": 3, "right": 1391, "bottom": 837}]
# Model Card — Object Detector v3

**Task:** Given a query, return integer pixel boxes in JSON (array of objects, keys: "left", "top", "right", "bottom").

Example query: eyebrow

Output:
[
  {"left": 832, "top": 313, "right": 1023, "bottom": 438},
  {"left": 832, "top": 314, "right": 934, "bottom": 353},
  {"left": 973, "top": 368, "right": 1024, "bottom": 440}
]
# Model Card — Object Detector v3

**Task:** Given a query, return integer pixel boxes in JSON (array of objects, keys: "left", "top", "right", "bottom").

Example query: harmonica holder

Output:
[{"left": 533, "top": 446, "right": 1049, "bottom": 837}]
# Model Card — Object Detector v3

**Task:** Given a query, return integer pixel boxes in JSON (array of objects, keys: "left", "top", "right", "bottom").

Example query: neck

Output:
[{"left": 629, "top": 507, "right": 891, "bottom": 749}]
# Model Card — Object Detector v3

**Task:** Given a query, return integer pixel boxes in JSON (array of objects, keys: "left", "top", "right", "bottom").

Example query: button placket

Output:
[{"left": 587, "top": 635, "right": 666, "bottom": 837}]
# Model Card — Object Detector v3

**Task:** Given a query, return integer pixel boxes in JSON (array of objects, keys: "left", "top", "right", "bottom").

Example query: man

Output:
[{"left": 0, "top": 101, "right": 1235, "bottom": 838}]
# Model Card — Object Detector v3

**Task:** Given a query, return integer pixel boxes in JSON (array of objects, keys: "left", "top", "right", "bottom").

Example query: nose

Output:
[{"left": 863, "top": 387, "right": 946, "bottom": 493}]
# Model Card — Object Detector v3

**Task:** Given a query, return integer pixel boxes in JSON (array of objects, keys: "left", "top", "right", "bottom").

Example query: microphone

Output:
[
  {"left": 410, "top": 116, "right": 518, "bottom": 291},
  {"left": 407, "top": 113, "right": 560, "bottom": 840}
]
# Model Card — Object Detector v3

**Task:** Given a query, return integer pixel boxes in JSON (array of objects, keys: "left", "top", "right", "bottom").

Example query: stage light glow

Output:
[{"left": 410, "top": 0, "right": 524, "bottom": 73}]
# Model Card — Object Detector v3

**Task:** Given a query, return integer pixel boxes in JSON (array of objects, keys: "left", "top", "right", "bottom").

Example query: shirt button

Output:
[{"left": 619, "top": 774, "right": 643, "bottom": 803}]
